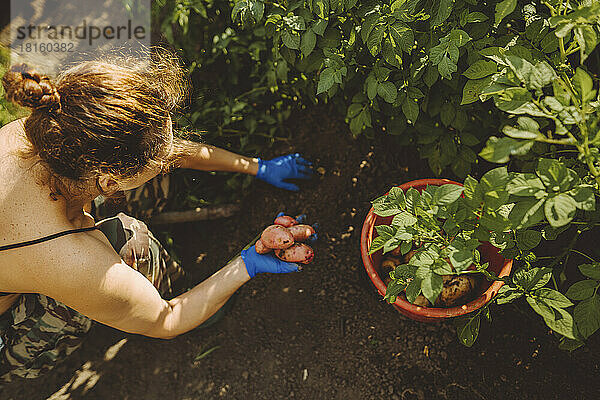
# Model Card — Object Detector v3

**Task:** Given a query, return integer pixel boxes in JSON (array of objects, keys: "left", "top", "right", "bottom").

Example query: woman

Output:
[{"left": 0, "top": 52, "right": 312, "bottom": 383}]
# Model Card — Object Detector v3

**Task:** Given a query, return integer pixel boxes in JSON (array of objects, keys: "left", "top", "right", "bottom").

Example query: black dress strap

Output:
[{"left": 0, "top": 226, "right": 99, "bottom": 252}]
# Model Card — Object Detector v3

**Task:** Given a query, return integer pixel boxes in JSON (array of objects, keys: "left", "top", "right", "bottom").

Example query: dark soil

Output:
[{"left": 3, "top": 106, "right": 600, "bottom": 400}]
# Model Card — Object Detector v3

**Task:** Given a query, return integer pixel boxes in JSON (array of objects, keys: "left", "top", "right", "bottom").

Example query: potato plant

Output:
[{"left": 154, "top": 0, "right": 600, "bottom": 349}]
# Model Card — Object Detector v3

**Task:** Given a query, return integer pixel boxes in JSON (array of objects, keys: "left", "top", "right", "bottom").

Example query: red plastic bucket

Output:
[{"left": 360, "top": 179, "right": 513, "bottom": 322}]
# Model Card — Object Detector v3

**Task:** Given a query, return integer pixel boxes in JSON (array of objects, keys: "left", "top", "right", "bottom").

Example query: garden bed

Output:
[{"left": 3, "top": 105, "right": 599, "bottom": 400}]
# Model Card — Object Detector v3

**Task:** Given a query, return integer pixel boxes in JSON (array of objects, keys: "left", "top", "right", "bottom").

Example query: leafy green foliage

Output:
[
  {"left": 152, "top": 0, "right": 600, "bottom": 348},
  {"left": 369, "top": 180, "right": 501, "bottom": 306},
  {"left": 0, "top": 45, "right": 28, "bottom": 126}
]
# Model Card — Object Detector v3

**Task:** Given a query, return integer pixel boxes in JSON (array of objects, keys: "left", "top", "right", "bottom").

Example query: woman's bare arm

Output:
[
  {"left": 176, "top": 139, "right": 259, "bottom": 175},
  {"left": 21, "top": 231, "right": 250, "bottom": 339}
]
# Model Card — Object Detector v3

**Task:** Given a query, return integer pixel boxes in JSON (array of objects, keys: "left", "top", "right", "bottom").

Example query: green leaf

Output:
[
  {"left": 536, "top": 159, "right": 576, "bottom": 192},
  {"left": 382, "top": 37, "right": 402, "bottom": 68},
  {"left": 503, "top": 116, "right": 543, "bottom": 140},
  {"left": 301, "top": 30, "right": 317, "bottom": 56},
  {"left": 389, "top": 22, "right": 414, "bottom": 54},
  {"left": 494, "top": 0, "right": 517, "bottom": 27},
  {"left": 449, "top": 249, "right": 474, "bottom": 272},
  {"left": 312, "top": 18, "right": 328, "bottom": 35},
  {"left": 544, "top": 193, "right": 577, "bottom": 227},
  {"left": 496, "top": 285, "right": 523, "bottom": 304},
  {"left": 535, "top": 287, "right": 573, "bottom": 309},
  {"left": 402, "top": 97, "right": 419, "bottom": 123},
  {"left": 316, "top": 67, "right": 335, "bottom": 94},
  {"left": 433, "top": 184, "right": 464, "bottom": 205},
  {"left": 569, "top": 186, "right": 595, "bottom": 211},
  {"left": 369, "top": 235, "right": 388, "bottom": 254},
  {"left": 370, "top": 225, "right": 396, "bottom": 254},
  {"left": 527, "top": 296, "right": 576, "bottom": 339},
  {"left": 479, "top": 137, "right": 534, "bottom": 163},
  {"left": 516, "top": 230, "right": 542, "bottom": 250},
  {"left": 508, "top": 199, "right": 546, "bottom": 229},
  {"left": 566, "top": 280, "right": 598, "bottom": 301},
  {"left": 430, "top": 0, "right": 453, "bottom": 27},
  {"left": 440, "top": 102, "right": 455, "bottom": 127},
  {"left": 375, "top": 225, "right": 396, "bottom": 237},
  {"left": 448, "top": 29, "right": 472, "bottom": 47},
  {"left": 559, "top": 337, "right": 585, "bottom": 352},
  {"left": 367, "top": 24, "right": 385, "bottom": 56},
  {"left": 527, "top": 295, "right": 555, "bottom": 319},
  {"left": 454, "top": 312, "right": 481, "bottom": 347},
  {"left": 573, "top": 67, "right": 595, "bottom": 103},
  {"left": 416, "top": 266, "right": 443, "bottom": 304},
  {"left": 461, "top": 76, "right": 493, "bottom": 105},
  {"left": 384, "top": 278, "right": 408, "bottom": 302},
  {"left": 429, "top": 43, "right": 445, "bottom": 65},
  {"left": 579, "top": 264, "right": 600, "bottom": 280},
  {"left": 467, "top": 12, "right": 489, "bottom": 23},
  {"left": 574, "top": 294, "right": 600, "bottom": 339},
  {"left": 388, "top": 187, "right": 406, "bottom": 208},
  {"left": 372, "top": 195, "right": 402, "bottom": 217},
  {"left": 377, "top": 81, "right": 398, "bottom": 103},
  {"left": 313, "top": 0, "right": 329, "bottom": 18},
  {"left": 373, "top": 65, "right": 391, "bottom": 83},
  {"left": 507, "top": 173, "right": 546, "bottom": 197},
  {"left": 405, "top": 277, "right": 422, "bottom": 303},
  {"left": 366, "top": 75, "right": 378, "bottom": 100},
  {"left": 400, "top": 241, "right": 412, "bottom": 255},
  {"left": 392, "top": 211, "right": 417, "bottom": 227},
  {"left": 547, "top": 307, "right": 577, "bottom": 339},
  {"left": 493, "top": 87, "right": 535, "bottom": 114},
  {"left": 574, "top": 25, "right": 598, "bottom": 62},
  {"left": 528, "top": 61, "right": 556, "bottom": 91},
  {"left": 424, "top": 65, "right": 439, "bottom": 87},
  {"left": 282, "top": 30, "right": 301, "bottom": 49},
  {"left": 513, "top": 267, "right": 552, "bottom": 291},
  {"left": 438, "top": 56, "right": 457, "bottom": 80},
  {"left": 346, "top": 103, "right": 363, "bottom": 119},
  {"left": 463, "top": 60, "right": 497, "bottom": 79}
]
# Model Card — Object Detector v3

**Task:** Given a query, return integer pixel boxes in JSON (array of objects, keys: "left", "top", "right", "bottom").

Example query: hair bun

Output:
[{"left": 2, "top": 63, "right": 61, "bottom": 112}]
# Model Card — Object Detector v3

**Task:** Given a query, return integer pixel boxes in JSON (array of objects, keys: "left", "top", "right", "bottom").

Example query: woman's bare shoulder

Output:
[{"left": 0, "top": 219, "right": 116, "bottom": 294}]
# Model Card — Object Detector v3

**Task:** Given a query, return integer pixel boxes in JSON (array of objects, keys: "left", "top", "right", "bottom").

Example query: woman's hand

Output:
[
  {"left": 240, "top": 245, "right": 300, "bottom": 278},
  {"left": 256, "top": 153, "right": 313, "bottom": 191}
]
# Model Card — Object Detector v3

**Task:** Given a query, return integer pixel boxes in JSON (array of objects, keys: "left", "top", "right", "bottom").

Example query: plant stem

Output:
[
  {"left": 558, "top": 37, "right": 567, "bottom": 64},
  {"left": 550, "top": 229, "right": 581, "bottom": 269},
  {"left": 234, "top": 86, "right": 270, "bottom": 101},
  {"left": 569, "top": 249, "right": 596, "bottom": 262}
]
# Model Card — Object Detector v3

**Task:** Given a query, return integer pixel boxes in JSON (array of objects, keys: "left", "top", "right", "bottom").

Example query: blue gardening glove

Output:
[
  {"left": 241, "top": 245, "right": 300, "bottom": 278},
  {"left": 256, "top": 153, "right": 313, "bottom": 191}
]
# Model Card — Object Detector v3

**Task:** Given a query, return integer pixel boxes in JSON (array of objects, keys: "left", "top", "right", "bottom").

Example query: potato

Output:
[
  {"left": 274, "top": 215, "right": 298, "bottom": 228},
  {"left": 387, "top": 257, "right": 402, "bottom": 266},
  {"left": 261, "top": 225, "right": 294, "bottom": 249},
  {"left": 287, "top": 224, "right": 315, "bottom": 242},
  {"left": 255, "top": 239, "right": 271, "bottom": 254},
  {"left": 435, "top": 275, "right": 477, "bottom": 307},
  {"left": 412, "top": 294, "right": 430, "bottom": 307},
  {"left": 275, "top": 243, "right": 314, "bottom": 264},
  {"left": 389, "top": 246, "right": 403, "bottom": 257},
  {"left": 381, "top": 259, "right": 397, "bottom": 270}
]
